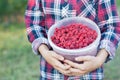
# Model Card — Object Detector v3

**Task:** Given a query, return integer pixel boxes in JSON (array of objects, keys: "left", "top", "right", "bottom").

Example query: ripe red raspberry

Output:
[{"left": 51, "top": 23, "right": 97, "bottom": 49}]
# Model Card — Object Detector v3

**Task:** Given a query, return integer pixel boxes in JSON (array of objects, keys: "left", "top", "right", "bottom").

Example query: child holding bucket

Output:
[{"left": 25, "top": 0, "right": 120, "bottom": 79}]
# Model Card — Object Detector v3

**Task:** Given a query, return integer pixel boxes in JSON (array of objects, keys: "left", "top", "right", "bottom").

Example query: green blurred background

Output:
[{"left": 0, "top": 0, "right": 120, "bottom": 80}]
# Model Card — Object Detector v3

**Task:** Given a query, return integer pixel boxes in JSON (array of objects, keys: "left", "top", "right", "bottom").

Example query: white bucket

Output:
[{"left": 48, "top": 17, "right": 101, "bottom": 61}]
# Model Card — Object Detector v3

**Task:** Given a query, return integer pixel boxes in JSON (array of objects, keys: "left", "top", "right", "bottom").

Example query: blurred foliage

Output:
[
  {"left": 0, "top": 0, "right": 27, "bottom": 24},
  {"left": 0, "top": 0, "right": 27, "bottom": 16}
]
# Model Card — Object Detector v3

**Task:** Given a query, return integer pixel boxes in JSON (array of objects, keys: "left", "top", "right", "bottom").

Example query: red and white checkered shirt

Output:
[{"left": 25, "top": 0, "right": 120, "bottom": 79}]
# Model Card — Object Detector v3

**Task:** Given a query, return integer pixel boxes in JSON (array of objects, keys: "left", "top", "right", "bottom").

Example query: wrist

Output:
[
  {"left": 96, "top": 49, "right": 109, "bottom": 65},
  {"left": 38, "top": 44, "right": 49, "bottom": 55}
]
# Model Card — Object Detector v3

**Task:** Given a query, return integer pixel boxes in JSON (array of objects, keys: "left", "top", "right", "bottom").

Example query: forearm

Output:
[
  {"left": 38, "top": 44, "right": 49, "bottom": 55},
  {"left": 96, "top": 49, "right": 109, "bottom": 65}
]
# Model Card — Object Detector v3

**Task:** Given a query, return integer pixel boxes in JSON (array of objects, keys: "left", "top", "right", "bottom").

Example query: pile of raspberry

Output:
[{"left": 51, "top": 23, "right": 97, "bottom": 49}]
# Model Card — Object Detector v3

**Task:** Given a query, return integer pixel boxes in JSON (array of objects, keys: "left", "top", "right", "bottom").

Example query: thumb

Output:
[{"left": 75, "top": 56, "right": 92, "bottom": 61}]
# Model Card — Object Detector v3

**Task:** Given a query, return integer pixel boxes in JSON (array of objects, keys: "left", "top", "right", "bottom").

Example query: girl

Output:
[{"left": 25, "top": 0, "right": 120, "bottom": 80}]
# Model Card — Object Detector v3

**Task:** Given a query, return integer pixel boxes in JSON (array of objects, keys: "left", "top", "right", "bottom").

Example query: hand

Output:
[
  {"left": 38, "top": 44, "right": 71, "bottom": 76},
  {"left": 64, "top": 56, "right": 101, "bottom": 76},
  {"left": 64, "top": 49, "right": 108, "bottom": 76}
]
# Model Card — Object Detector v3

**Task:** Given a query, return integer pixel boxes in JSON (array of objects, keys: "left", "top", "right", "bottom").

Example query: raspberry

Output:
[{"left": 51, "top": 23, "right": 97, "bottom": 49}]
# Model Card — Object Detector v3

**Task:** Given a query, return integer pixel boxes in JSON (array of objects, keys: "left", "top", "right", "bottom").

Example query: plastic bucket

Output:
[{"left": 48, "top": 17, "right": 101, "bottom": 61}]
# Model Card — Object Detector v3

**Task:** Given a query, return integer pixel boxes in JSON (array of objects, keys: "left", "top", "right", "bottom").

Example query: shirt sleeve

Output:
[
  {"left": 97, "top": 0, "right": 120, "bottom": 62},
  {"left": 25, "top": 0, "right": 50, "bottom": 55}
]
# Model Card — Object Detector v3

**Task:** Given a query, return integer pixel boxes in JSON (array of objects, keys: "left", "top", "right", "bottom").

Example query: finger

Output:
[
  {"left": 64, "top": 63, "right": 71, "bottom": 69},
  {"left": 75, "top": 56, "right": 93, "bottom": 62},
  {"left": 64, "top": 60, "right": 87, "bottom": 71},
  {"left": 69, "top": 68, "right": 86, "bottom": 74},
  {"left": 54, "top": 60, "right": 65, "bottom": 69},
  {"left": 64, "top": 60, "right": 78, "bottom": 68},
  {"left": 65, "top": 68, "right": 86, "bottom": 76},
  {"left": 51, "top": 52, "right": 64, "bottom": 61},
  {"left": 54, "top": 66, "right": 71, "bottom": 75},
  {"left": 54, "top": 60, "right": 70, "bottom": 70},
  {"left": 64, "top": 60, "right": 84, "bottom": 70}
]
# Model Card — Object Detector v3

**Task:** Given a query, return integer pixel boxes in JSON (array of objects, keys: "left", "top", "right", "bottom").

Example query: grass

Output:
[
  {"left": 0, "top": 23, "right": 39, "bottom": 80},
  {"left": 104, "top": 47, "right": 120, "bottom": 80},
  {"left": 0, "top": 1, "right": 120, "bottom": 80},
  {"left": 116, "top": 0, "right": 120, "bottom": 15}
]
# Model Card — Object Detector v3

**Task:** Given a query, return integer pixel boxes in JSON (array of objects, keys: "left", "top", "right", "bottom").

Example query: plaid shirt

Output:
[{"left": 25, "top": 0, "right": 120, "bottom": 80}]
